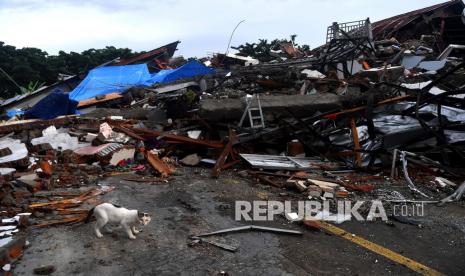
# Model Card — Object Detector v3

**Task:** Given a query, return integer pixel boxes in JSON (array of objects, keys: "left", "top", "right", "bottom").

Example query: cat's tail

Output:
[{"left": 85, "top": 207, "right": 95, "bottom": 223}]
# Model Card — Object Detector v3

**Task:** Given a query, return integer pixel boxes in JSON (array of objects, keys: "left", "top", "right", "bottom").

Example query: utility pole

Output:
[
  {"left": 225, "top": 20, "right": 246, "bottom": 56},
  {"left": 0, "top": 67, "right": 25, "bottom": 94}
]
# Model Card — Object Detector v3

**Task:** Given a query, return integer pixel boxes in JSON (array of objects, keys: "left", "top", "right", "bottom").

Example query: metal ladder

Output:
[{"left": 238, "top": 94, "right": 265, "bottom": 129}]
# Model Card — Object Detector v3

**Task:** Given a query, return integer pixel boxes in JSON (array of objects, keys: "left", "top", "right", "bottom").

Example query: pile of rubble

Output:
[{"left": 1, "top": 0, "right": 465, "bottom": 273}]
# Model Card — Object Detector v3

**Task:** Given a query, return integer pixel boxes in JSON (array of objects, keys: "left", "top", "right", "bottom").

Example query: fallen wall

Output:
[{"left": 199, "top": 94, "right": 342, "bottom": 121}]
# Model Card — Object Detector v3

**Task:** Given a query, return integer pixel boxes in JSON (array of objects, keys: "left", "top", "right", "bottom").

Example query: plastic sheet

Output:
[
  {"left": 144, "top": 60, "right": 214, "bottom": 85},
  {"left": 69, "top": 61, "right": 214, "bottom": 102},
  {"left": 69, "top": 64, "right": 152, "bottom": 101}
]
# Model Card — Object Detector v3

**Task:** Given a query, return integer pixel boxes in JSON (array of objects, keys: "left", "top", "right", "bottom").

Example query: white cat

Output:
[{"left": 86, "top": 203, "right": 151, "bottom": 240}]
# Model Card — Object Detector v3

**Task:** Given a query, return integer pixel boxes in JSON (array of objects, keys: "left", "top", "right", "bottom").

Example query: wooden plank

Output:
[{"left": 77, "top": 93, "right": 123, "bottom": 107}]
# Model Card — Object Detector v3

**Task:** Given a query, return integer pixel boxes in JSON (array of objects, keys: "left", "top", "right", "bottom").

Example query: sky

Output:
[{"left": 0, "top": 0, "right": 450, "bottom": 58}]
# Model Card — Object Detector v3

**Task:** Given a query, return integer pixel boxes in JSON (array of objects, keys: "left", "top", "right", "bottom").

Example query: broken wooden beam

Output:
[
  {"left": 33, "top": 214, "right": 88, "bottom": 228},
  {"left": 212, "top": 129, "right": 240, "bottom": 178},
  {"left": 131, "top": 128, "right": 224, "bottom": 148},
  {"left": 146, "top": 150, "right": 175, "bottom": 178}
]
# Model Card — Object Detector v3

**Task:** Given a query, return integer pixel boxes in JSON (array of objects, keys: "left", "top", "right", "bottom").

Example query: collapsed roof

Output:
[{"left": 372, "top": 0, "right": 465, "bottom": 48}]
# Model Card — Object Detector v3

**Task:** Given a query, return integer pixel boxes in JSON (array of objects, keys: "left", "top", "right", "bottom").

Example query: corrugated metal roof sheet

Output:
[{"left": 372, "top": 0, "right": 465, "bottom": 39}]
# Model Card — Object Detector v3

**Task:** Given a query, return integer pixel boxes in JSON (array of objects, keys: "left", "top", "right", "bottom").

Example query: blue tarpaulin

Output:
[
  {"left": 144, "top": 60, "right": 215, "bottom": 85},
  {"left": 69, "top": 61, "right": 214, "bottom": 102},
  {"left": 24, "top": 91, "right": 78, "bottom": 120},
  {"left": 69, "top": 64, "right": 152, "bottom": 101}
]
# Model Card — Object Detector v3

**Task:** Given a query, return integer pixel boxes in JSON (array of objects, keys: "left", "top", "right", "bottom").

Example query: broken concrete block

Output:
[
  {"left": 0, "top": 138, "right": 29, "bottom": 168},
  {"left": 200, "top": 94, "right": 342, "bottom": 121},
  {"left": 180, "top": 153, "right": 201, "bottom": 166},
  {"left": 108, "top": 147, "right": 135, "bottom": 166},
  {"left": 31, "top": 126, "right": 85, "bottom": 151}
]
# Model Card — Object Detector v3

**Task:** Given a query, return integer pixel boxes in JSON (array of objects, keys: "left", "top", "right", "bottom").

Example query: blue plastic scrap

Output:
[{"left": 6, "top": 109, "right": 25, "bottom": 118}]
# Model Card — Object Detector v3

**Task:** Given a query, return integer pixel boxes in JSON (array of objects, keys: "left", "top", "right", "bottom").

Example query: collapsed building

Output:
[{"left": 1, "top": 1, "right": 465, "bottom": 274}]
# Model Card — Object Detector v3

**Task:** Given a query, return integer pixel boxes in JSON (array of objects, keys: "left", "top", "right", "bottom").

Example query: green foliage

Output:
[
  {"left": 26, "top": 80, "right": 45, "bottom": 93},
  {"left": 0, "top": 42, "right": 139, "bottom": 99},
  {"left": 232, "top": 35, "right": 310, "bottom": 62}
]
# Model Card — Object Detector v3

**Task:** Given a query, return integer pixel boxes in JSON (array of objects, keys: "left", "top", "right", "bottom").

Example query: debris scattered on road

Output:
[{"left": 193, "top": 225, "right": 303, "bottom": 237}]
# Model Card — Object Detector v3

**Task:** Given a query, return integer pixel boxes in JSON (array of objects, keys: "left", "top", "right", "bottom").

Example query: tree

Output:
[
  {"left": 0, "top": 41, "right": 140, "bottom": 100},
  {"left": 232, "top": 35, "right": 310, "bottom": 62}
]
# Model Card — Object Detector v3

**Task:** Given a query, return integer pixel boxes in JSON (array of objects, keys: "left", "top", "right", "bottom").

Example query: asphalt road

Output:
[{"left": 14, "top": 167, "right": 465, "bottom": 275}]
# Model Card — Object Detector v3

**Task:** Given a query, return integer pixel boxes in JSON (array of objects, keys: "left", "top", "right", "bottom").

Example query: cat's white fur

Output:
[{"left": 91, "top": 203, "right": 151, "bottom": 240}]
